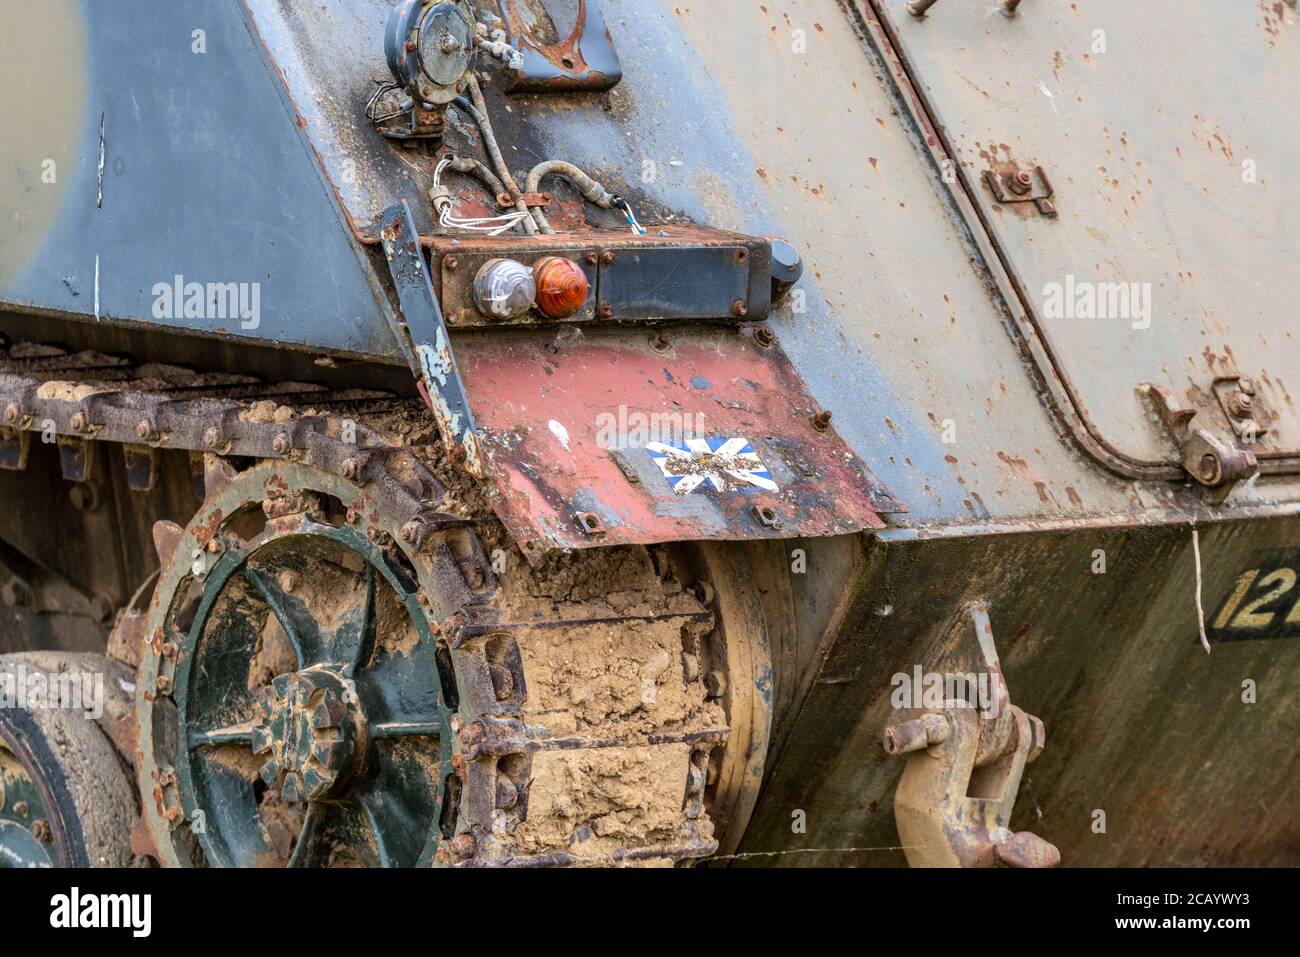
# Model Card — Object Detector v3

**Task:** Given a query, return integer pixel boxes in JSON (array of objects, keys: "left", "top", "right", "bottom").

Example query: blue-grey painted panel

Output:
[{"left": 0, "top": 0, "right": 399, "bottom": 359}]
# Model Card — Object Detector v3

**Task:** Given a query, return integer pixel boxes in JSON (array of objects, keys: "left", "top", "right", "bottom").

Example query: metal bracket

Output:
[
  {"left": 883, "top": 603, "right": 1059, "bottom": 868},
  {"left": 378, "top": 200, "right": 486, "bottom": 478},
  {"left": 982, "top": 165, "right": 1057, "bottom": 217},
  {"left": 1211, "top": 376, "right": 1268, "bottom": 443},
  {"left": 1140, "top": 383, "right": 1258, "bottom": 494},
  {"left": 910, "top": 0, "right": 1023, "bottom": 16},
  {"left": 496, "top": 0, "right": 622, "bottom": 93}
]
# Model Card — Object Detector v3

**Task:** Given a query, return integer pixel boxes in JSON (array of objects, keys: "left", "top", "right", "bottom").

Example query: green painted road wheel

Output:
[{"left": 136, "top": 461, "right": 461, "bottom": 867}]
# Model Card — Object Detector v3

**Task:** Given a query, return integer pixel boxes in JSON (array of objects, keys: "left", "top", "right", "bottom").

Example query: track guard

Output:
[{"left": 454, "top": 324, "right": 902, "bottom": 557}]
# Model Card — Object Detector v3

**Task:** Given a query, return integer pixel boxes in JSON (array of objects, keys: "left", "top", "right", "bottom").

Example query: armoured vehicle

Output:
[{"left": 0, "top": 0, "right": 1296, "bottom": 869}]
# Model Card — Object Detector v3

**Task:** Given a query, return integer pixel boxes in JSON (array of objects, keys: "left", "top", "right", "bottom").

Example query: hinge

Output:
[{"left": 1140, "top": 383, "right": 1259, "bottom": 497}]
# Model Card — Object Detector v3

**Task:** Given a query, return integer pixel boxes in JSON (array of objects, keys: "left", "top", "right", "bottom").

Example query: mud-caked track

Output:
[{"left": 0, "top": 342, "right": 764, "bottom": 866}]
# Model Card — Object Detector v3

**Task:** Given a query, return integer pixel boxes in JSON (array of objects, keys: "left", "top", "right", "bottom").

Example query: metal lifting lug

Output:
[{"left": 883, "top": 603, "right": 1059, "bottom": 868}]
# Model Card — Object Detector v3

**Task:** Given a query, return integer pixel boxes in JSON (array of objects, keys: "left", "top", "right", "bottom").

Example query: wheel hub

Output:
[{"left": 253, "top": 668, "right": 364, "bottom": 803}]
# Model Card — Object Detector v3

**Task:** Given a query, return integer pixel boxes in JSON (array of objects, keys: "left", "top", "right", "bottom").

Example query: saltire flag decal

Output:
[{"left": 646, "top": 438, "right": 779, "bottom": 495}]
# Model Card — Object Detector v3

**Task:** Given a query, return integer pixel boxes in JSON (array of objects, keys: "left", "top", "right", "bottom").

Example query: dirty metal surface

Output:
[
  {"left": 498, "top": 0, "right": 624, "bottom": 92},
  {"left": 739, "top": 513, "right": 1300, "bottom": 867},
  {"left": 873, "top": 0, "right": 1300, "bottom": 471},
  {"left": 455, "top": 324, "right": 901, "bottom": 553}
]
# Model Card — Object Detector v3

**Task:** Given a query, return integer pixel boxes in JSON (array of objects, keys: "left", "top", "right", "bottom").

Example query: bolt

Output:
[
  {"left": 31, "top": 819, "right": 52, "bottom": 843},
  {"left": 272, "top": 433, "right": 291, "bottom": 455},
  {"left": 731, "top": 299, "right": 749, "bottom": 318},
  {"left": 1026, "top": 714, "right": 1047, "bottom": 763},
  {"left": 156, "top": 674, "right": 173, "bottom": 694},
  {"left": 1001, "top": 0, "right": 1023, "bottom": 14},
  {"left": 340, "top": 458, "right": 358, "bottom": 479},
  {"left": 161, "top": 641, "right": 179, "bottom": 659},
  {"left": 2, "top": 403, "right": 17, "bottom": 424},
  {"left": 445, "top": 257, "right": 459, "bottom": 272},
  {"left": 206, "top": 538, "right": 222, "bottom": 554},
  {"left": 1007, "top": 169, "right": 1034, "bottom": 195},
  {"left": 882, "top": 713, "right": 951, "bottom": 756},
  {"left": 1, "top": 580, "right": 28, "bottom": 608},
  {"left": 135, "top": 419, "right": 153, "bottom": 440},
  {"left": 704, "top": 671, "right": 727, "bottom": 699},
  {"left": 753, "top": 326, "right": 775, "bottom": 348},
  {"left": 907, "top": 0, "right": 941, "bottom": 15},
  {"left": 736, "top": 248, "right": 748, "bottom": 263},
  {"left": 69, "top": 412, "right": 87, "bottom": 432},
  {"left": 400, "top": 520, "right": 424, "bottom": 545},
  {"left": 203, "top": 427, "right": 221, "bottom": 448},
  {"left": 13, "top": 801, "right": 28, "bottom": 817},
  {"left": 652, "top": 332, "right": 670, "bottom": 352},
  {"left": 600, "top": 250, "right": 615, "bottom": 265},
  {"left": 1199, "top": 452, "right": 1221, "bottom": 483},
  {"left": 585, "top": 251, "right": 599, "bottom": 266},
  {"left": 812, "top": 410, "right": 832, "bottom": 431},
  {"left": 598, "top": 302, "right": 613, "bottom": 319},
  {"left": 69, "top": 483, "right": 98, "bottom": 511},
  {"left": 1228, "top": 390, "right": 1254, "bottom": 418}
]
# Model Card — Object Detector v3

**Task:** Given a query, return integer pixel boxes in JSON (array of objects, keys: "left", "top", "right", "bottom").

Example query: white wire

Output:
[
  {"left": 623, "top": 203, "right": 647, "bottom": 235},
  {"left": 433, "top": 156, "right": 530, "bottom": 235}
]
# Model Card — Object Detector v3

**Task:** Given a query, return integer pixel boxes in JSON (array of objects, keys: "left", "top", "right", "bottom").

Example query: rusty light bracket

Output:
[
  {"left": 982, "top": 164, "right": 1058, "bottom": 218},
  {"left": 378, "top": 200, "right": 486, "bottom": 477},
  {"left": 883, "top": 603, "right": 1059, "bottom": 868}
]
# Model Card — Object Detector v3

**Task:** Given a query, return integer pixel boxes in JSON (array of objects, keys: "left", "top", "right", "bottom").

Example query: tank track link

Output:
[{"left": 0, "top": 341, "right": 728, "bottom": 867}]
